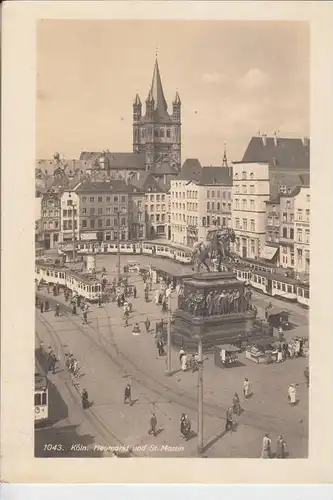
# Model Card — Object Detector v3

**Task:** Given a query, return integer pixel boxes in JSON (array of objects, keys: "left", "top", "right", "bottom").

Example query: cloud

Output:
[
  {"left": 202, "top": 72, "right": 225, "bottom": 84},
  {"left": 237, "top": 68, "right": 270, "bottom": 89}
]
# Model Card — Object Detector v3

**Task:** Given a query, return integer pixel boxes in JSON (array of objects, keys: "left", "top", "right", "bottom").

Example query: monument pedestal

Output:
[{"left": 171, "top": 272, "right": 261, "bottom": 349}]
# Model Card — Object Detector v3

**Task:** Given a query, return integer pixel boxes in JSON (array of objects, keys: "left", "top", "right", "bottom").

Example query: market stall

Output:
[{"left": 214, "top": 344, "right": 241, "bottom": 368}]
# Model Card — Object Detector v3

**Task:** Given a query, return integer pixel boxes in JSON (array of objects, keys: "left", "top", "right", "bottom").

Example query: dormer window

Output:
[
  {"left": 250, "top": 173, "right": 254, "bottom": 180},
  {"left": 234, "top": 173, "right": 238, "bottom": 180},
  {"left": 242, "top": 171, "right": 247, "bottom": 180}
]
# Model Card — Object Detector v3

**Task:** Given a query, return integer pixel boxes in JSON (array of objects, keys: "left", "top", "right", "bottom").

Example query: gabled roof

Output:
[
  {"left": 241, "top": 136, "right": 310, "bottom": 171},
  {"left": 154, "top": 161, "right": 179, "bottom": 176},
  {"left": 130, "top": 171, "right": 157, "bottom": 191},
  {"left": 79, "top": 151, "right": 146, "bottom": 170},
  {"left": 199, "top": 166, "right": 233, "bottom": 186},
  {"left": 36, "top": 159, "right": 92, "bottom": 176},
  {"left": 75, "top": 180, "right": 135, "bottom": 194},
  {"left": 177, "top": 159, "right": 202, "bottom": 181}
]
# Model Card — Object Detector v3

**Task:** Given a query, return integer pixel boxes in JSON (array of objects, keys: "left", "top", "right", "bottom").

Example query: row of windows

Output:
[
  {"left": 202, "top": 216, "right": 230, "bottom": 227},
  {"left": 234, "top": 199, "right": 256, "bottom": 210},
  {"left": 43, "top": 221, "right": 59, "bottom": 229},
  {"left": 187, "top": 216, "right": 199, "bottom": 226},
  {"left": 281, "top": 255, "right": 295, "bottom": 266},
  {"left": 63, "top": 220, "right": 78, "bottom": 230},
  {"left": 149, "top": 214, "right": 166, "bottom": 223},
  {"left": 145, "top": 194, "right": 166, "bottom": 202},
  {"left": 81, "top": 195, "right": 127, "bottom": 203},
  {"left": 206, "top": 190, "right": 231, "bottom": 199},
  {"left": 42, "top": 210, "right": 60, "bottom": 218},
  {"left": 186, "top": 191, "right": 199, "bottom": 199},
  {"left": 173, "top": 213, "right": 186, "bottom": 222},
  {"left": 267, "top": 217, "right": 280, "bottom": 227},
  {"left": 235, "top": 238, "right": 256, "bottom": 254},
  {"left": 234, "top": 184, "right": 256, "bottom": 195},
  {"left": 81, "top": 207, "right": 127, "bottom": 215},
  {"left": 62, "top": 209, "right": 77, "bottom": 217},
  {"left": 187, "top": 203, "right": 199, "bottom": 212},
  {"left": 81, "top": 218, "right": 126, "bottom": 229},
  {"left": 172, "top": 202, "right": 186, "bottom": 211},
  {"left": 296, "top": 228, "right": 310, "bottom": 243},
  {"left": 282, "top": 227, "right": 294, "bottom": 240},
  {"left": 282, "top": 213, "right": 294, "bottom": 223},
  {"left": 235, "top": 219, "right": 256, "bottom": 231},
  {"left": 146, "top": 204, "right": 166, "bottom": 212},
  {"left": 234, "top": 172, "right": 255, "bottom": 180},
  {"left": 207, "top": 202, "right": 231, "bottom": 211}
]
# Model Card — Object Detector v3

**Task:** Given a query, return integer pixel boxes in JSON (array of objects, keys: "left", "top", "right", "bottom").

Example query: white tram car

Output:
[{"left": 35, "top": 263, "right": 102, "bottom": 302}]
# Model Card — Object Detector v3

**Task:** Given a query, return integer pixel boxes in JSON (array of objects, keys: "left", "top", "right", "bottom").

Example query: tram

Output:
[
  {"left": 35, "top": 357, "right": 48, "bottom": 425},
  {"left": 35, "top": 262, "right": 103, "bottom": 302}
]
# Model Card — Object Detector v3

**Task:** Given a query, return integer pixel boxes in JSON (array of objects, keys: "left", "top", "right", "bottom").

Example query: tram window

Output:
[
  {"left": 273, "top": 281, "right": 276, "bottom": 288},
  {"left": 304, "top": 289, "right": 309, "bottom": 299},
  {"left": 281, "top": 283, "right": 286, "bottom": 292},
  {"left": 54, "top": 272, "right": 58, "bottom": 278},
  {"left": 35, "top": 393, "right": 41, "bottom": 406},
  {"left": 46, "top": 271, "right": 49, "bottom": 276},
  {"left": 298, "top": 288, "right": 303, "bottom": 297},
  {"left": 276, "top": 282, "right": 281, "bottom": 290},
  {"left": 120, "top": 245, "right": 125, "bottom": 250},
  {"left": 41, "top": 392, "right": 47, "bottom": 405},
  {"left": 36, "top": 268, "right": 40, "bottom": 274},
  {"left": 287, "top": 285, "right": 293, "bottom": 293},
  {"left": 253, "top": 275, "right": 257, "bottom": 283}
]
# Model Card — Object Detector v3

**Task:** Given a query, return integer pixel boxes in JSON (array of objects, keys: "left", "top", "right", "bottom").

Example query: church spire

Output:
[
  {"left": 148, "top": 58, "right": 169, "bottom": 118},
  {"left": 222, "top": 143, "right": 228, "bottom": 167}
]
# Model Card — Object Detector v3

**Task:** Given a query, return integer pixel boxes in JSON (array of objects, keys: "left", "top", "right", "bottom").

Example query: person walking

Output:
[
  {"left": 148, "top": 413, "right": 157, "bottom": 437},
  {"left": 145, "top": 317, "right": 151, "bottom": 333},
  {"left": 233, "top": 393, "right": 241, "bottom": 416},
  {"left": 82, "top": 310, "right": 88, "bottom": 324},
  {"left": 98, "top": 295, "right": 102, "bottom": 308},
  {"left": 124, "top": 309, "right": 129, "bottom": 327},
  {"left": 243, "top": 377, "right": 251, "bottom": 399},
  {"left": 124, "top": 383, "right": 132, "bottom": 404},
  {"left": 276, "top": 435, "right": 286, "bottom": 458},
  {"left": 261, "top": 434, "right": 272, "bottom": 458},
  {"left": 72, "top": 303, "right": 77, "bottom": 315},
  {"left": 45, "top": 300, "right": 49, "bottom": 312},
  {"left": 55, "top": 303, "right": 60, "bottom": 317},
  {"left": 304, "top": 366, "right": 309, "bottom": 388},
  {"left": 225, "top": 406, "right": 234, "bottom": 432},
  {"left": 181, "top": 352, "right": 188, "bottom": 371},
  {"left": 133, "top": 286, "right": 137, "bottom": 299},
  {"left": 40, "top": 301, "right": 44, "bottom": 314},
  {"left": 288, "top": 383, "right": 297, "bottom": 406},
  {"left": 157, "top": 339, "right": 165, "bottom": 356},
  {"left": 132, "top": 322, "right": 141, "bottom": 336},
  {"left": 180, "top": 413, "right": 191, "bottom": 441}
]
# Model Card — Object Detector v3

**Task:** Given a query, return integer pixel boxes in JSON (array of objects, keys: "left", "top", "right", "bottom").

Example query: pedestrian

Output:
[
  {"left": 276, "top": 435, "right": 286, "bottom": 459},
  {"left": 288, "top": 383, "right": 297, "bottom": 406},
  {"left": 133, "top": 286, "right": 137, "bottom": 299},
  {"left": 72, "top": 303, "right": 77, "bottom": 315},
  {"left": 47, "top": 284, "right": 50, "bottom": 294},
  {"left": 180, "top": 413, "right": 191, "bottom": 440},
  {"left": 148, "top": 413, "right": 157, "bottom": 437},
  {"left": 181, "top": 352, "right": 188, "bottom": 371},
  {"left": 50, "top": 353, "right": 57, "bottom": 374},
  {"left": 233, "top": 393, "right": 241, "bottom": 415},
  {"left": 124, "top": 383, "right": 132, "bottom": 404},
  {"left": 243, "top": 377, "right": 251, "bottom": 398},
  {"left": 155, "top": 289, "right": 159, "bottom": 305},
  {"left": 82, "top": 311, "right": 88, "bottom": 324},
  {"left": 225, "top": 406, "right": 233, "bottom": 432},
  {"left": 124, "top": 310, "right": 129, "bottom": 327},
  {"left": 145, "top": 317, "right": 151, "bottom": 333},
  {"left": 157, "top": 339, "right": 165, "bottom": 356},
  {"left": 277, "top": 347, "right": 283, "bottom": 363},
  {"left": 304, "top": 366, "right": 309, "bottom": 388},
  {"left": 145, "top": 289, "right": 149, "bottom": 302},
  {"left": 261, "top": 434, "right": 272, "bottom": 458},
  {"left": 45, "top": 300, "right": 49, "bottom": 312},
  {"left": 55, "top": 303, "right": 60, "bottom": 317},
  {"left": 98, "top": 295, "right": 102, "bottom": 308},
  {"left": 40, "top": 301, "right": 44, "bottom": 313}
]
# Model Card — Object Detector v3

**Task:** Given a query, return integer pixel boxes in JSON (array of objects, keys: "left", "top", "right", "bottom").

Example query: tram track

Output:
[
  {"left": 60, "top": 305, "right": 307, "bottom": 440},
  {"left": 36, "top": 313, "right": 137, "bottom": 457}
]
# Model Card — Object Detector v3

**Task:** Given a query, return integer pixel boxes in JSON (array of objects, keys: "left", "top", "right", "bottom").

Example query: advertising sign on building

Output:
[{"left": 80, "top": 233, "right": 97, "bottom": 241}]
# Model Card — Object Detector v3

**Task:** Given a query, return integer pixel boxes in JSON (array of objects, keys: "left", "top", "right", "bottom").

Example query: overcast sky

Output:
[{"left": 37, "top": 20, "right": 309, "bottom": 164}]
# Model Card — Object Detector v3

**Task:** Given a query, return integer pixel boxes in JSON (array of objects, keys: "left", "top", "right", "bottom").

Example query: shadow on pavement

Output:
[
  {"left": 202, "top": 422, "right": 239, "bottom": 454},
  {"left": 35, "top": 423, "right": 103, "bottom": 457}
]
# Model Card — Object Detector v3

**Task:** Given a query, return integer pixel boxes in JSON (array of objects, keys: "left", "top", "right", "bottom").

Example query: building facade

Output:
[
  {"left": 279, "top": 192, "right": 295, "bottom": 269},
  {"left": 132, "top": 58, "right": 181, "bottom": 172},
  {"left": 60, "top": 191, "right": 80, "bottom": 244},
  {"left": 232, "top": 162, "right": 270, "bottom": 259},
  {"left": 294, "top": 186, "right": 310, "bottom": 275},
  {"left": 40, "top": 190, "right": 61, "bottom": 249},
  {"left": 75, "top": 181, "right": 133, "bottom": 242}
]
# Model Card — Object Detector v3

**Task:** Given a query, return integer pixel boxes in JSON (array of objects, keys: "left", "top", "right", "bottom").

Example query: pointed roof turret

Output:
[
  {"left": 149, "top": 58, "right": 169, "bottom": 118},
  {"left": 222, "top": 143, "right": 228, "bottom": 167},
  {"left": 146, "top": 88, "right": 154, "bottom": 103},
  {"left": 134, "top": 93, "right": 141, "bottom": 106},
  {"left": 173, "top": 91, "right": 181, "bottom": 105}
]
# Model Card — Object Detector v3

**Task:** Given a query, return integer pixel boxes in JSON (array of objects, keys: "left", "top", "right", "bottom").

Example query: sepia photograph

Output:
[{"left": 34, "top": 19, "right": 310, "bottom": 459}]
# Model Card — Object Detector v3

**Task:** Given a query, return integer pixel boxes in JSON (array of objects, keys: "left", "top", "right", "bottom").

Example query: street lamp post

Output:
[
  {"left": 117, "top": 210, "right": 121, "bottom": 284},
  {"left": 72, "top": 203, "right": 76, "bottom": 263},
  {"left": 197, "top": 335, "right": 204, "bottom": 455},
  {"left": 166, "top": 291, "right": 172, "bottom": 376}
]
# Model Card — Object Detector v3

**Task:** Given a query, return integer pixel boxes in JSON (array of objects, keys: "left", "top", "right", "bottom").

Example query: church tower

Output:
[{"left": 132, "top": 58, "right": 181, "bottom": 171}]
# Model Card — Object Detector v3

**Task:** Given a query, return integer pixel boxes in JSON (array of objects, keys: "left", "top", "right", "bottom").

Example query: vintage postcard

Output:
[{"left": 1, "top": 0, "right": 333, "bottom": 484}]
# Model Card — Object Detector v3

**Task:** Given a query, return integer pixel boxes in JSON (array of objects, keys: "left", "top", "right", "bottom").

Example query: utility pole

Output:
[
  {"left": 166, "top": 291, "right": 172, "bottom": 376},
  {"left": 197, "top": 336, "right": 204, "bottom": 455},
  {"left": 117, "top": 210, "right": 121, "bottom": 284},
  {"left": 72, "top": 202, "right": 76, "bottom": 263}
]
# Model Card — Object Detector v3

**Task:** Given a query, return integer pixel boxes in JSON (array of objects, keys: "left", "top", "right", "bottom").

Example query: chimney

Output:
[
  {"left": 302, "top": 136, "right": 309, "bottom": 147},
  {"left": 262, "top": 134, "right": 267, "bottom": 147}
]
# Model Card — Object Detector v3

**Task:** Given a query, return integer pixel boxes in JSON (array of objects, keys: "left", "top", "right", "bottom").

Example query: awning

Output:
[{"left": 261, "top": 246, "right": 278, "bottom": 260}]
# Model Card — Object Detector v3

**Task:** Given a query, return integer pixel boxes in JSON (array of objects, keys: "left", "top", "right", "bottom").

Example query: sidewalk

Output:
[{"left": 36, "top": 281, "right": 308, "bottom": 458}]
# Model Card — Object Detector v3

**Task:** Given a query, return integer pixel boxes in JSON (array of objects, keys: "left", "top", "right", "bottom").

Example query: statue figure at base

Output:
[{"left": 191, "top": 227, "right": 236, "bottom": 272}]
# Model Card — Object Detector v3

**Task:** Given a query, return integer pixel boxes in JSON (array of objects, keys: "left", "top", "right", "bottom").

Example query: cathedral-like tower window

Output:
[
  {"left": 166, "top": 129, "right": 171, "bottom": 138},
  {"left": 160, "top": 129, "right": 165, "bottom": 138}
]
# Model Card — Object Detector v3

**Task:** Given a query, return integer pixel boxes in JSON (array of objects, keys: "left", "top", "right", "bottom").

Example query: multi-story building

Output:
[
  {"left": 128, "top": 188, "right": 146, "bottom": 241},
  {"left": 232, "top": 162, "right": 270, "bottom": 259},
  {"left": 279, "top": 191, "right": 296, "bottom": 270},
  {"left": 60, "top": 191, "right": 80, "bottom": 245},
  {"left": 294, "top": 186, "right": 310, "bottom": 276},
  {"left": 171, "top": 159, "right": 232, "bottom": 246},
  {"left": 264, "top": 197, "right": 281, "bottom": 265},
  {"left": 40, "top": 189, "right": 61, "bottom": 249},
  {"left": 74, "top": 180, "right": 134, "bottom": 242}
]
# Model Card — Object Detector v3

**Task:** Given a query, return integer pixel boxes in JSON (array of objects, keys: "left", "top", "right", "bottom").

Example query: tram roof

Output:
[
  {"left": 144, "top": 240, "right": 192, "bottom": 252},
  {"left": 150, "top": 259, "right": 195, "bottom": 277},
  {"left": 35, "top": 262, "right": 101, "bottom": 284},
  {"left": 252, "top": 268, "right": 309, "bottom": 286}
]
